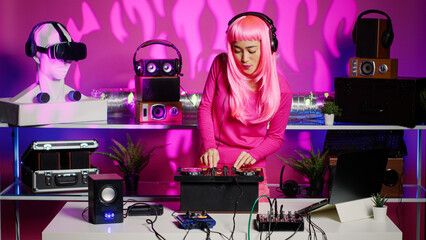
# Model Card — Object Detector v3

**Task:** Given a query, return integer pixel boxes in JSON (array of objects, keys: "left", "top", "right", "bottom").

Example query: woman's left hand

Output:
[{"left": 234, "top": 151, "right": 256, "bottom": 169}]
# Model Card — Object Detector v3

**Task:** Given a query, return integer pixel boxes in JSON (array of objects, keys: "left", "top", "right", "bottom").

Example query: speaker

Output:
[
  {"left": 352, "top": 10, "right": 394, "bottom": 58},
  {"left": 329, "top": 156, "right": 403, "bottom": 197},
  {"left": 133, "top": 39, "right": 182, "bottom": 77},
  {"left": 135, "top": 76, "right": 180, "bottom": 102},
  {"left": 135, "top": 101, "right": 182, "bottom": 123},
  {"left": 335, "top": 77, "right": 426, "bottom": 128},
  {"left": 60, "top": 151, "right": 91, "bottom": 169},
  {"left": 227, "top": 11, "right": 278, "bottom": 52},
  {"left": 35, "top": 152, "right": 60, "bottom": 170},
  {"left": 349, "top": 58, "right": 398, "bottom": 79},
  {"left": 88, "top": 174, "right": 123, "bottom": 224}
]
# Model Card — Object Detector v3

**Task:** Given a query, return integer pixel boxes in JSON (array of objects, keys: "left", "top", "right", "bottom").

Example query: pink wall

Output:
[{"left": 0, "top": 0, "right": 425, "bottom": 239}]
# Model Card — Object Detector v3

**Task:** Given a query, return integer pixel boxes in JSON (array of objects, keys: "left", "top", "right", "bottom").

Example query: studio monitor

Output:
[
  {"left": 349, "top": 58, "right": 398, "bottom": 79},
  {"left": 352, "top": 10, "right": 394, "bottom": 58},
  {"left": 329, "top": 156, "right": 403, "bottom": 197},
  {"left": 135, "top": 101, "right": 182, "bottom": 123},
  {"left": 135, "top": 76, "right": 180, "bottom": 102},
  {"left": 89, "top": 174, "right": 123, "bottom": 224}
]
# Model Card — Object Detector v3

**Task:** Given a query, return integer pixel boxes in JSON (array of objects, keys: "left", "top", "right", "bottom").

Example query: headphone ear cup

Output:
[
  {"left": 270, "top": 32, "right": 278, "bottom": 53},
  {"left": 25, "top": 40, "right": 36, "bottom": 57},
  {"left": 134, "top": 60, "right": 143, "bottom": 76},
  {"left": 381, "top": 30, "right": 394, "bottom": 48},
  {"left": 282, "top": 180, "right": 300, "bottom": 197}
]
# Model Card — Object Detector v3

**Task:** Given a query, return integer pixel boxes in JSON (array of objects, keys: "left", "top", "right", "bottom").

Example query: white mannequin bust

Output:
[{"left": 12, "top": 22, "right": 85, "bottom": 103}]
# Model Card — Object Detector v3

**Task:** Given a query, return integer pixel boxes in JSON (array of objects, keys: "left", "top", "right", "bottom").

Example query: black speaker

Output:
[
  {"left": 89, "top": 174, "right": 123, "bottom": 224},
  {"left": 335, "top": 77, "right": 426, "bottom": 128},
  {"left": 352, "top": 10, "right": 394, "bottom": 58},
  {"left": 135, "top": 76, "right": 180, "bottom": 102},
  {"left": 61, "top": 151, "right": 91, "bottom": 169}
]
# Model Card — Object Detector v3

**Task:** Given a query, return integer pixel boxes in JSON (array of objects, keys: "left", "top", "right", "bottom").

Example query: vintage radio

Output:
[
  {"left": 135, "top": 101, "right": 182, "bottom": 123},
  {"left": 349, "top": 58, "right": 397, "bottom": 79}
]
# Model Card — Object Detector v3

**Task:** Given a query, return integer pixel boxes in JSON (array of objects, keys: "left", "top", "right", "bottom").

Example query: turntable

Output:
[{"left": 175, "top": 166, "right": 264, "bottom": 212}]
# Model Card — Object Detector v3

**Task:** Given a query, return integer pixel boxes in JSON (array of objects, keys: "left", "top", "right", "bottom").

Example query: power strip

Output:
[{"left": 256, "top": 212, "right": 304, "bottom": 231}]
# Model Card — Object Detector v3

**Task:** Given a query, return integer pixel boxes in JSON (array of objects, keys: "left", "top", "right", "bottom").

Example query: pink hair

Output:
[{"left": 226, "top": 15, "right": 281, "bottom": 125}]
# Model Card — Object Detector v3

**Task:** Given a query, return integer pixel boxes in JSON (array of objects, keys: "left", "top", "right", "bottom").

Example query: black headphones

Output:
[
  {"left": 352, "top": 9, "right": 394, "bottom": 49},
  {"left": 227, "top": 12, "right": 278, "bottom": 53},
  {"left": 25, "top": 21, "right": 70, "bottom": 57},
  {"left": 133, "top": 39, "right": 182, "bottom": 76}
]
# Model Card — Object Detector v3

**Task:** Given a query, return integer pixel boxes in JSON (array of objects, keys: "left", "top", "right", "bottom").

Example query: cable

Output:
[
  {"left": 216, "top": 86, "right": 230, "bottom": 149},
  {"left": 248, "top": 195, "right": 272, "bottom": 240},
  {"left": 229, "top": 177, "right": 244, "bottom": 240}
]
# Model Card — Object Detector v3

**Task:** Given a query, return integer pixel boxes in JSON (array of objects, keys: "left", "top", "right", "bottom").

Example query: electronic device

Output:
[
  {"left": 26, "top": 21, "right": 87, "bottom": 61},
  {"left": 227, "top": 12, "right": 278, "bottom": 52},
  {"left": 352, "top": 9, "right": 394, "bottom": 58},
  {"left": 175, "top": 211, "right": 216, "bottom": 229},
  {"left": 135, "top": 101, "right": 182, "bottom": 123},
  {"left": 256, "top": 211, "right": 304, "bottom": 231},
  {"left": 349, "top": 57, "right": 398, "bottom": 79},
  {"left": 295, "top": 149, "right": 388, "bottom": 215},
  {"left": 279, "top": 165, "right": 309, "bottom": 197},
  {"left": 335, "top": 76, "right": 426, "bottom": 128},
  {"left": 68, "top": 90, "right": 82, "bottom": 101},
  {"left": 175, "top": 167, "right": 263, "bottom": 212},
  {"left": 22, "top": 140, "right": 98, "bottom": 170},
  {"left": 89, "top": 174, "right": 123, "bottom": 224},
  {"left": 133, "top": 39, "right": 182, "bottom": 77},
  {"left": 37, "top": 92, "right": 50, "bottom": 103},
  {"left": 127, "top": 204, "right": 164, "bottom": 216},
  {"left": 329, "top": 156, "right": 403, "bottom": 198},
  {"left": 135, "top": 76, "right": 180, "bottom": 102}
]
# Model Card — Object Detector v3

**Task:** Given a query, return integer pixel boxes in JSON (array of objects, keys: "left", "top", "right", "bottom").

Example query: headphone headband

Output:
[
  {"left": 133, "top": 39, "right": 182, "bottom": 76},
  {"left": 25, "top": 21, "right": 71, "bottom": 57},
  {"left": 352, "top": 9, "right": 394, "bottom": 49},
  {"left": 227, "top": 12, "right": 278, "bottom": 52}
]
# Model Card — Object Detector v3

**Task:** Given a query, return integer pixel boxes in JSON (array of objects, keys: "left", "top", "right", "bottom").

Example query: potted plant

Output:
[
  {"left": 320, "top": 98, "right": 342, "bottom": 125},
  {"left": 96, "top": 133, "right": 164, "bottom": 192},
  {"left": 371, "top": 192, "right": 388, "bottom": 221},
  {"left": 276, "top": 142, "right": 328, "bottom": 197}
]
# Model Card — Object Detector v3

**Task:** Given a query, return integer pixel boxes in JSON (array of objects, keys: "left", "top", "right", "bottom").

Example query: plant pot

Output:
[
  {"left": 308, "top": 178, "right": 324, "bottom": 197},
  {"left": 372, "top": 205, "right": 388, "bottom": 221},
  {"left": 324, "top": 114, "right": 334, "bottom": 125},
  {"left": 124, "top": 175, "right": 140, "bottom": 192}
]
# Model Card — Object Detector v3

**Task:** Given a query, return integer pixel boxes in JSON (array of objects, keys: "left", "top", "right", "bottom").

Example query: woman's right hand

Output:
[{"left": 200, "top": 148, "right": 220, "bottom": 168}]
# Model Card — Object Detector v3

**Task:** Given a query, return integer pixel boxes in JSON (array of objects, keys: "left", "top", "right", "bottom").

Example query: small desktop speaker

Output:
[{"left": 88, "top": 174, "right": 123, "bottom": 224}]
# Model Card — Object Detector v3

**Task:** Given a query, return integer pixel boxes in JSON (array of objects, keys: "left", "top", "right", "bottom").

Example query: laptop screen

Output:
[{"left": 329, "top": 149, "right": 389, "bottom": 204}]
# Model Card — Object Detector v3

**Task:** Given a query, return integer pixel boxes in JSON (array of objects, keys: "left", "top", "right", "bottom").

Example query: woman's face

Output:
[{"left": 232, "top": 40, "right": 261, "bottom": 75}]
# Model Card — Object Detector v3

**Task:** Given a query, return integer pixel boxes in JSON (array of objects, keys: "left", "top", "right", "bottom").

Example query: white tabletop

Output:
[{"left": 42, "top": 201, "right": 402, "bottom": 240}]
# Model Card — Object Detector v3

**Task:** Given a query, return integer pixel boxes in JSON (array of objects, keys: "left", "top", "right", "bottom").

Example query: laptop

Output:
[{"left": 295, "top": 149, "right": 389, "bottom": 215}]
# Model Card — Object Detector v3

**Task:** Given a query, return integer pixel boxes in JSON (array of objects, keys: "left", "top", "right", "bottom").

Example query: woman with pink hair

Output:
[{"left": 198, "top": 12, "right": 292, "bottom": 191}]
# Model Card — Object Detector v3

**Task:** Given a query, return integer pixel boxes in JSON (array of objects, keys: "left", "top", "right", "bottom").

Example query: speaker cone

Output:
[
  {"left": 162, "top": 62, "right": 174, "bottom": 74},
  {"left": 383, "top": 169, "right": 399, "bottom": 187},
  {"left": 100, "top": 185, "right": 117, "bottom": 203},
  {"left": 146, "top": 62, "right": 158, "bottom": 73},
  {"left": 151, "top": 104, "right": 167, "bottom": 120},
  {"left": 360, "top": 60, "right": 375, "bottom": 76}
]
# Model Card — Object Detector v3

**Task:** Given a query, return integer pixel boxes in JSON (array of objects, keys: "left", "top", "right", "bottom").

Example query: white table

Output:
[{"left": 42, "top": 201, "right": 402, "bottom": 240}]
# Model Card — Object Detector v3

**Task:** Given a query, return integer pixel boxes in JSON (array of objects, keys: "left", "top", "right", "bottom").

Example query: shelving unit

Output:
[{"left": 0, "top": 120, "right": 424, "bottom": 240}]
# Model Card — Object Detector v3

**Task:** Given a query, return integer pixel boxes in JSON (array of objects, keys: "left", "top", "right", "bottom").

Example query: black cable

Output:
[
  {"left": 229, "top": 177, "right": 244, "bottom": 240},
  {"left": 81, "top": 206, "right": 89, "bottom": 222}
]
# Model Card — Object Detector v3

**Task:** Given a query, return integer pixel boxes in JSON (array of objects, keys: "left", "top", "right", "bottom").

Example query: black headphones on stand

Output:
[
  {"left": 133, "top": 39, "right": 182, "bottom": 77},
  {"left": 279, "top": 165, "right": 308, "bottom": 197},
  {"left": 227, "top": 12, "right": 278, "bottom": 53},
  {"left": 352, "top": 9, "right": 394, "bottom": 49}
]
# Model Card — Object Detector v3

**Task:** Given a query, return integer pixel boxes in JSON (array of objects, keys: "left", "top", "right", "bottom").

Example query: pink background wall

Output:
[{"left": 0, "top": 0, "right": 425, "bottom": 239}]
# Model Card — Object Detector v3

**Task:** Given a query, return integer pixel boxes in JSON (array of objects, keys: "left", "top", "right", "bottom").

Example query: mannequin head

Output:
[{"left": 32, "top": 22, "right": 73, "bottom": 82}]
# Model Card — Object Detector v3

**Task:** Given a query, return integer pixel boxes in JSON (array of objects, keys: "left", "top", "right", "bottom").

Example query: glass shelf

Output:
[{"left": 1, "top": 181, "right": 425, "bottom": 203}]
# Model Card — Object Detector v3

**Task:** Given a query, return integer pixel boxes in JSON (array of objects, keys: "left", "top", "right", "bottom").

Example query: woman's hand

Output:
[
  {"left": 234, "top": 151, "right": 256, "bottom": 169},
  {"left": 200, "top": 148, "right": 220, "bottom": 168}
]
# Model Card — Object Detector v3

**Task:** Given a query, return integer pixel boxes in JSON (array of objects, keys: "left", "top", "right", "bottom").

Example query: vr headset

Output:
[{"left": 26, "top": 21, "right": 87, "bottom": 61}]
